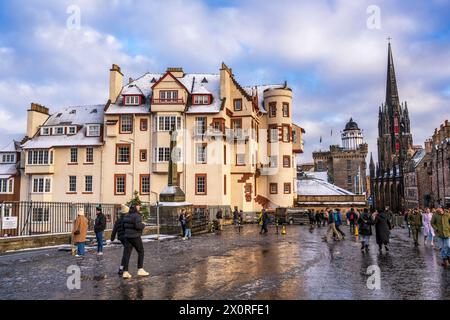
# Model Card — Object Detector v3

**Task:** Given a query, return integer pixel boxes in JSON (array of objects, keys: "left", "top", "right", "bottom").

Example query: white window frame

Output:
[
  {"left": 194, "top": 95, "right": 209, "bottom": 105},
  {"left": 0, "top": 178, "right": 13, "bottom": 194},
  {"left": 1, "top": 153, "right": 15, "bottom": 164},
  {"left": 155, "top": 147, "right": 170, "bottom": 163},
  {"left": 270, "top": 127, "right": 279, "bottom": 142},
  {"left": 270, "top": 155, "right": 278, "bottom": 168},
  {"left": 54, "top": 127, "right": 64, "bottom": 135},
  {"left": 116, "top": 145, "right": 131, "bottom": 164},
  {"left": 141, "top": 175, "right": 150, "bottom": 194},
  {"left": 40, "top": 127, "right": 50, "bottom": 136},
  {"left": 157, "top": 116, "right": 181, "bottom": 131},
  {"left": 125, "top": 96, "right": 140, "bottom": 106},
  {"left": 85, "top": 147, "right": 94, "bottom": 163},
  {"left": 27, "top": 150, "right": 53, "bottom": 165},
  {"left": 70, "top": 148, "right": 78, "bottom": 163},
  {"left": 68, "top": 126, "right": 77, "bottom": 135},
  {"left": 196, "top": 144, "right": 207, "bottom": 164},
  {"left": 195, "top": 117, "right": 207, "bottom": 135},
  {"left": 85, "top": 176, "right": 93, "bottom": 193},
  {"left": 159, "top": 90, "right": 178, "bottom": 102},
  {"left": 120, "top": 115, "right": 133, "bottom": 133},
  {"left": 87, "top": 124, "right": 101, "bottom": 137},
  {"left": 236, "top": 154, "right": 246, "bottom": 166},
  {"left": 32, "top": 177, "right": 52, "bottom": 193}
]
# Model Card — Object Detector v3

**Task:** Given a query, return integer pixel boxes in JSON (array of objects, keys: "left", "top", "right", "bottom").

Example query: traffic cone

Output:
[
  {"left": 355, "top": 225, "right": 359, "bottom": 237},
  {"left": 281, "top": 225, "right": 286, "bottom": 235}
]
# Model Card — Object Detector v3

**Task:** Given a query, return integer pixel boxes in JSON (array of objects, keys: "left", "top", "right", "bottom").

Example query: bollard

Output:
[
  {"left": 355, "top": 225, "right": 359, "bottom": 237},
  {"left": 281, "top": 225, "right": 286, "bottom": 235}
]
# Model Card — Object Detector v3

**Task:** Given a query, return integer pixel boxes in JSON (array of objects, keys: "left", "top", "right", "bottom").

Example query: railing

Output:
[
  {"left": 151, "top": 98, "right": 184, "bottom": 104},
  {"left": 0, "top": 202, "right": 119, "bottom": 238}
]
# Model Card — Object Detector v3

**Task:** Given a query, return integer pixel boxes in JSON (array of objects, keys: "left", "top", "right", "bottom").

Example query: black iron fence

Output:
[{"left": 0, "top": 202, "right": 119, "bottom": 238}]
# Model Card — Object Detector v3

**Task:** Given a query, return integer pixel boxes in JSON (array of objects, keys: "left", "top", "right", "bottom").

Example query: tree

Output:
[{"left": 127, "top": 191, "right": 149, "bottom": 220}]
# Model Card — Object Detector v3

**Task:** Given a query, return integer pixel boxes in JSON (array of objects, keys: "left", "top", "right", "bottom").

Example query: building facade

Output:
[
  {"left": 312, "top": 118, "right": 368, "bottom": 194},
  {"left": 0, "top": 141, "right": 22, "bottom": 202},
  {"left": 20, "top": 63, "right": 303, "bottom": 213},
  {"left": 371, "top": 42, "right": 414, "bottom": 212},
  {"left": 403, "top": 148, "right": 433, "bottom": 209},
  {"left": 430, "top": 120, "right": 450, "bottom": 208}
]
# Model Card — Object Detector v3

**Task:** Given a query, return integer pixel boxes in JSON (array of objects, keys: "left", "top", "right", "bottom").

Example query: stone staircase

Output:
[
  {"left": 254, "top": 195, "right": 270, "bottom": 208},
  {"left": 238, "top": 173, "right": 253, "bottom": 183}
]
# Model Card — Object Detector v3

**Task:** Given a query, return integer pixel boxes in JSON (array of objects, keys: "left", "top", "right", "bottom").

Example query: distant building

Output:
[
  {"left": 430, "top": 120, "right": 450, "bottom": 208},
  {"left": 403, "top": 148, "right": 432, "bottom": 209},
  {"left": 312, "top": 118, "right": 368, "bottom": 194},
  {"left": 0, "top": 140, "right": 22, "bottom": 202}
]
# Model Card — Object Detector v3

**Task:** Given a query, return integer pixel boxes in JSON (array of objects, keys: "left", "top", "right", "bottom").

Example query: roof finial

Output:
[{"left": 387, "top": 36, "right": 392, "bottom": 43}]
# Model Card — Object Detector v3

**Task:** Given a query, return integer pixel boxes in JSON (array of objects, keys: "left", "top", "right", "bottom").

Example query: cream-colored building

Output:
[{"left": 21, "top": 63, "right": 303, "bottom": 213}]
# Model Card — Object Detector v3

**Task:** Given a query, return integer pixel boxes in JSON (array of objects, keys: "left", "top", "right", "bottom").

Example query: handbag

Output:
[{"left": 74, "top": 229, "right": 80, "bottom": 235}]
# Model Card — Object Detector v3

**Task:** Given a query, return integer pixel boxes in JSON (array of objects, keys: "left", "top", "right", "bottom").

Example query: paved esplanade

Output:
[{"left": 1, "top": 225, "right": 449, "bottom": 299}]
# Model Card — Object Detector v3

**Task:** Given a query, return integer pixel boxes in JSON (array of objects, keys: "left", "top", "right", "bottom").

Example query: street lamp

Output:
[{"left": 150, "top": 190, "right": 160, "bottom": 240}]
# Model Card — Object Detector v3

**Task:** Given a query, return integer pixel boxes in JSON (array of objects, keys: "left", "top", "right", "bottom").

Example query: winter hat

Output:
[
  {"left": 77, "top": 208, "right": 85, "bottom": 216},
  {"left": 96, "top": 204, "right": 102, "bottom": 211},
  {"left": 121, "top": 204, "right": 130, "bottom": 214}
]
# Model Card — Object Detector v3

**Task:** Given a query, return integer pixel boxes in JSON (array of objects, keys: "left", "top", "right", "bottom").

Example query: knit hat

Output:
[
  {"left": 96, "top": 204, "right": 102, "bottom": 211},
  {"left": 77, "top": 208, "right": 85, "bottom": 216},
  {"left": 121, "top": 204, "right": 130, "bottom": 214}
]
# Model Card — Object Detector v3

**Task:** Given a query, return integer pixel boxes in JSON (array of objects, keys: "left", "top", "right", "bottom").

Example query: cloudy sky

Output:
[{"left": 0, "top": 0, "right": 449, "bottom": 164}]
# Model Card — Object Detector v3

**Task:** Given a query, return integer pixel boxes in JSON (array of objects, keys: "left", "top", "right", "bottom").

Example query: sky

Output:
[{"left": 0, "top": 0, "right": 449, "bottom": 165}]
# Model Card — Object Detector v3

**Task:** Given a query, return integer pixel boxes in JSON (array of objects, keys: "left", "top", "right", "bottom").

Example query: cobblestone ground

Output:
[{"left": 0, "top": 224, "right": 449, "bottom": 300}]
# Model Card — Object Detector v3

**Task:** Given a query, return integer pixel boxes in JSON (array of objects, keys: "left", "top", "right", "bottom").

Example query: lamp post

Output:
[{"left": 151, "top": 191, "right": 160, "bottom": 240}]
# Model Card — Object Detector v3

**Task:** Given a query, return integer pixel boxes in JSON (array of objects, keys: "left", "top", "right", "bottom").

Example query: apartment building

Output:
[{"left": 21, "top": 63, "right": 303, "bottom": 212}]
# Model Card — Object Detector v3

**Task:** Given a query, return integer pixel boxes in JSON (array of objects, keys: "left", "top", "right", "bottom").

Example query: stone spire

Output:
[{"left": 386, "top": 42, "right": 400, "bottom": 110}]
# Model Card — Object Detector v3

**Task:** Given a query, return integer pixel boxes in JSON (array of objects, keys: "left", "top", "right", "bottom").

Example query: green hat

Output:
[{"left": 96, "top": 204, "right": 102, "bottom": 211}]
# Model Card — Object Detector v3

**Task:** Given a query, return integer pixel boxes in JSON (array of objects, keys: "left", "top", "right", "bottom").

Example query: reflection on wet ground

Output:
[{"left": 0, "top": 224, "right": 449, "bottom": 300}]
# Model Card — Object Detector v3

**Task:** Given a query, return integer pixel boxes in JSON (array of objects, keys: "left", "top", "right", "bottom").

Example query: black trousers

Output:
[
  {"left": 335, "top": 225, "right": 345, "bottom": 237},
  {"left": 122, "top": 237, "right": 144, "bottom": 271},
  {"left": 260, "top": 224, "right": 268, "bottom": 233},
  {"left": 119, "top": 239, "right": 127, "bottom": 268},
  {"left": 349, "top": 220, "right": 355, "bottom": 233}
]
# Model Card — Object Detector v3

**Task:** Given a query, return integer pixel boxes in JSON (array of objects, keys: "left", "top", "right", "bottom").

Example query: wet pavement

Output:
[{"left": 0, "top": 224, "right": 449, "bottom": 300}]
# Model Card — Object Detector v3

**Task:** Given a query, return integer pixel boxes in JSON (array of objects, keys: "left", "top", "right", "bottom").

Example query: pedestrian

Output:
[
  {"left": 260, "top": 209, "right": 269, "bottom": 234},
  {"left": 179, "top": 209, "right": 187, "bottom": 238},
  {"left": 431, "top": 208, "right": 450, "bottom": 268},
  {"left": 422, "top": 208, "right": 435, "bottom": 246},
  {"left": 308, "top": 210, "right": 315, "bottom": 231},
  {"left": 334, "top": 209, "right": 345, "bottom": 240},
  {"left": 357, "top": 208, "right": 374, "bottom": 251},
  {"left": 315, "top": 211, "right": 322, "bottom": 228},
  {"left": 322, "top": 208, "right": 342, "bottom": 242},
  {"left": 233, "top": 207, "right": 239, "bottom": 225},
  {"left": 239, "top": 210, "right": 243, "bottom": 225},
  {"left": 94, "top": 204, "right": 107, "bottom": 255},
  {"left": 322, "top": 210, "right": 327, "bottom": 227},
  {"left": 184, "top": 211, "right": 193, "bottom": 240},
  {"left": 374, "top": 209, "right": 392, "bottom": 252},
  {"left": 216, "top": 209, "right": 223, "bottom": 231},
  {"left": 111, "top": 204, "right": 129, "bottom": 275},
  {"left": 408, "top": 209, "right": 423, "bottom": 246},
  {"left": 405, "top": 210, "right": 411, "bottom": 236},
  {"left": 347, "top": 208, "right": 357, "bottom": 234},
  {"left": 72, "top": 208, "right": 88, "bottom": 257},
  {"left": 122, "top": 204, "right": 149, "bottom": 279}
]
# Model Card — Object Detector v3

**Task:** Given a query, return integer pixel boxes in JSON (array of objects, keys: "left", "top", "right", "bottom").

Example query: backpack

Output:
[{"left": 349, "top": 213, "right": 355, "bottom": 221}]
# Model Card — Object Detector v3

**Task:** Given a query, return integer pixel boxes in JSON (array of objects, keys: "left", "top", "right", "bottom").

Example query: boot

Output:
[
  {"left": 365, "top": 244, "right": 369, "bottom": 251},
  {"left": 384, "top": 245, "right": 389, "bottom": 251},
  {"left": 442, "top": 259, "right": 449, "bottom": 269},
  {"left": 122, "top": 271, "right": 132, "bottom": 279},
  {"left": 361, "top": 242, "right": 365, "bottom": 251},
  {"left": 137, "top": 268, "right": 150, "bottom": 277}
]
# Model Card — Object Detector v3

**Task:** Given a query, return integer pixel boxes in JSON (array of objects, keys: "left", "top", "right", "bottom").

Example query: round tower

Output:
[
  {"left": 264, "top": 86, "right": 293, "bottom": 208},
  {"left": 341, "top": 118, "right": 364, "bottom": 150}
]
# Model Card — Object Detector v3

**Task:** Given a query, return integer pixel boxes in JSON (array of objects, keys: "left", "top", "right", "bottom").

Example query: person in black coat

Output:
[
  {"left": 94, "top": 205, "right": 107, "bottom": 255},
  {"left": 179, "top": 210, "right": 187, "bottom": 238},
  {"left": 374, "top": 210, "right": 392, "bottom": 252},
  {"left": 111, "top": 204, "right": 129, "bottom": 275},
  {"left": 358, "top": 208, "right": 374, "bottom": 251},
  {"left": 121, "top": 204, "right": 149, "bottom": 279}
]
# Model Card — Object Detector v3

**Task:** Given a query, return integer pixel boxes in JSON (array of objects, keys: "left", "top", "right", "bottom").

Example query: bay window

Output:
[{"left": 27, "top": 150, "right": 53, "bottom": 165}]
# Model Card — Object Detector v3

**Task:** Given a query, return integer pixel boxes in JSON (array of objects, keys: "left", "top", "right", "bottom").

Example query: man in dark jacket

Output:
[
  {"left": 94, "top": 205, "right": 107, "bottom": 255},
  {"left": 374, "top": 210, "right": 392, "bottom": 252},
  {"left": 358, "top": 209, "right": 374, "bottom": 251},
  {"left": 347, "top": 208, "right": 357, "bottom": 234},
  {"left": 111, "top": 204, "right": 129, "bottom": 275},
  {"left": 260, "top": 209, "right": 269, "bottom": 234},
  {"left": 179, "top": 210, "right": 187, "bottom": 238},
  {"left": 315, "top": 211, "right": 322, "bottom": 228},
  {"left": 122, "top": 205, "right": 149, "bottom": 279},
  {"left": 408, "top": 209, "right": 423, "bottom": 246}
]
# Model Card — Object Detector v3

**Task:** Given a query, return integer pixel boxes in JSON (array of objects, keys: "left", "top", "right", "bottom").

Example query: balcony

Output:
[
  {"left": 151, "top": 98, "right": 184, "bottom": 104},
  {"left": 25, "top": 164, "right": 55, "bottom": 175}
]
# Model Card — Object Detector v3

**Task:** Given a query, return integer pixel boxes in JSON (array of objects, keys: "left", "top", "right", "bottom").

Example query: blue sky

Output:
[{"left": 0, "top": 0, "right": 449, "bottom": 164}]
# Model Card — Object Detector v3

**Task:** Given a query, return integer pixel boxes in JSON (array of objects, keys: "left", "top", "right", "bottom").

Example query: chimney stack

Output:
[
  {"left": 27, "top": 103, "right": 49, "bottom": 138},
  {"left": 109, "top": 64, "right": 123, "bottom": 103}
]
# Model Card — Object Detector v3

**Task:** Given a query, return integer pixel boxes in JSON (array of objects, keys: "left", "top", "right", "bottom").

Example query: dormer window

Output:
[
  {"left": 0, "top": 153, "right": 15, "bottom": 163},
  {"left": 41, "top": 127, "right": 50, "bottom": 136},
  {"left": 68, "top": 126, "right": 77, "bottom": 135},
  {"left": 193, "top": 95, "right": 210, "bottom": 105},
  {"left": 87, "top": 124, "right": 101, "bottom": 137},
  {"left": 54, "top": 127, "right": 64, "bottom": 135},
  {"left": 124, "top": 96, "right": 140, "bottom": 106}
]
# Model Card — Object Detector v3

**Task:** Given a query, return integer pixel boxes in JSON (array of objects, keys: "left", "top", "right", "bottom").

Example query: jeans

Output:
[
  {"left": 260, "top": 224, "right": 268, "bottom": 234},
  {"left": 411, "top": 227, "right": 420, "bottom": 244},
  {"left": 361, "top": 235, "right": 370, "bottom": 244},
  {"left": 76, "top": 242, "right": 85, "bottom": 256},
  {"left": 123, "top": 237, "right": 145, "bottom": 271},
  {"left": 181, "top": 224, "right": 186, "bottom": 237},
  {"left": 435, "top": 237, "right": 450, "bottom": 259},
  {"left": 185, "top": 228, "right": 192, "bottom": 238},
  {"left": 325, "top": 223, "right": 341, "bottom": 241},
  {"left": 95, "top": 231, "right": 104, "bottom": 252}
]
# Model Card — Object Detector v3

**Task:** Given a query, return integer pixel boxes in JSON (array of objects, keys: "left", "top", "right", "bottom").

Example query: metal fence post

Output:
[{"left": 156, "top": 201, "right": 160, "bottom": 240}]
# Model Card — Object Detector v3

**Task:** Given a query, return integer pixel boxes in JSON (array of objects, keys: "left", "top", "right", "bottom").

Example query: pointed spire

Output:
[{"left": 385, "top": 42, "right": 400, "bottom": 109}]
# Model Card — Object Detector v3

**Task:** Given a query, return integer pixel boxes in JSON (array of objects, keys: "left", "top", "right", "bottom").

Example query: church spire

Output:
[{"left": 386, "top": 41, "right": 400, "bottom": 109}]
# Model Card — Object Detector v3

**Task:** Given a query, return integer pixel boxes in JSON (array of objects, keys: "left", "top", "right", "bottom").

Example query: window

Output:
[
  {"left": 155, "top": 147, "right": 170, "bottom": 163},
  {"left": 68, "top": 126, "right": 76, "bottom": 135},
  {"left": 282, "top": 102, "right": 289, "bottom": 117},
  {"left": 120, "top": 115, "right": 133, "bottom": 133},
  {"left": 70, "top": 148, "right": 78, "bottom": 163},
  {"left": 193, "top": 95, "right": 210, "bottom": 105},
  {"left": 41, "top": 127, "right": 50, "bottom": 136},
  {"left": 1, "top": 153, "right": 15, "bottom": 163},
  {"left": 115, "top": 175, "right": 126, "bottom": 195},
  {"left": 69, "top": 176, "right": 77, "bottom": 192},
  {"left": 346, "top": 160, "right": 352, "bottom": 170},
  {"left": 85, "top": 147, "right": 94, "bottom": 163},
  {"left": 270, "top": 155, "right": 278, "bottom": 168},
  {"left": 85, "top": 176, "right": 93, "bottom": 193},
  {"left": 284, "top": 183, "right": 291, "bottom": 194},
  {"left": 282, "top": 125, "right": 290, "bottom": 142},
  {"left": 292, "top": 130, "right": 297, "bottom": 143},
  {"left": 27, "top": 150, "right": 53, "bottom": 165},
  {"left": 269, "top": 126, "right": 278, "bottom": 142},
  {"left": 195, "top": 117, "right": 207, "bottom": 135},
  {"left": 233, "top": 119, "right": 243, "bottom": 139},
  {"left": 233, "top": 99, "right": 242, "bottom": 111},
  {"left": 270, "top": 183, "right": 278, "bottom": 194},
  {"left": 236, "top": 154, "right": 245, "bottom": 166},
  {"left": 283, "top": 155, "right": 291, "bottom": 168},
  {"left": 269, "top": 102, "right": 277, "bottom": 117},
  {"left": 87, "top": 124, "right": 100, "bottom": 137},
  {"left": 140, "top": 175, "right": 150, "bottom": 195},
  {"left": 0, "top": 178, "right": 13, "bottom": 194},
  {"left": 347, "top": 175, "right": 352, "bottom": 184},
  {"left": 32, "top": 208, "right": 49, "bottom": 222},
  {"left": 158, "top": 116, "right": 181, "bottom": 131},
  {"left": 195, "top": 174, "right": 207, "bottom": 195},
  {"left": 32, "top": 177, "right": 51, "bottom": 193},
  {"left": 140, "top": 119, "right": 148, "bottom": 131},
  {"left": 125, "top": 96, "right": 140, "bottom": 106},
  {"left": 55, "top": 127, "right": 64, "bottom": 135},
  {"left": 317, "top": 161, "right": 324, "bottom": 171},
  {"left": 140, "top": 149, "right": 147, "bottom": 162},
  {"left": 196, "top": 144, "right": 207, "bottom": 164},
  {"left": 116, "top": 145, "right": 131, "bottom": 164},
  {"left": 159, "top": 90, "right": 178, "bottom": 102}
]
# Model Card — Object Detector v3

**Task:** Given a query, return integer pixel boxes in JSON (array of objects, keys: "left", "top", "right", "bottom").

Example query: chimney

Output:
[
  {"left": 109, "top": 64, "right": 123, "bottom": 103},
  {"left": 424, "top": 139, "right": 433, "bottom": 154},
  {"left": 27, "top": 103, "right": 49, "bottom": 138},
  {"left": 166, "top": 67, "right": 184, "bottom": 78}
]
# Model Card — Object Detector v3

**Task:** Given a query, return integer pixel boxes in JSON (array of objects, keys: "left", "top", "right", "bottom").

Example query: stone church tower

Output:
[{"left": 371, "top": 42, "right": 414, "bottom": 212}]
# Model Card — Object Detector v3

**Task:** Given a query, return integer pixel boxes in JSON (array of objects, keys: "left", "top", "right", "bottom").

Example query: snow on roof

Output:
[
  {"left": 0, "top": 141, "right": 19, "bottom": 153},
  {"left": 297, "top": 178, "right": 355, "bottom": 196},
  {"left": 243, "top": 84, "right": 284, "bottom": 112},
  {"left": 0, "top": 163, "right": 17, "bottom": 177},
  {"left": 412, "top": 149, "right": 426, "bottom": 167},
  {"left": 121, "top": 84, "right": 144, "bottom": 96},
  {"left": 305, "top": 171, "right": 328, "bottom": 181},
  {"left": 22, "top": 105, "right": 104, "bottom": 149},
  {"left": 105, "top": 105, "right": 150, "bottom": 114}
]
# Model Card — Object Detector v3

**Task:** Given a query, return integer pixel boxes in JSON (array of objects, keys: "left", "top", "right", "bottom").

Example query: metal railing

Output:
[{"left": 0, "top": 202, "right": 119, "bottom": 238}]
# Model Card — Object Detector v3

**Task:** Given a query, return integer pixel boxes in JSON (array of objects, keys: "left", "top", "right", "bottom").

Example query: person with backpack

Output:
[
  {"left": 216, "top": 209, "right": 223, "bottom": 231},
  {"left": 111, "top": 204, "right": 129, "bottom": 275},
  {"left": 334, "top": 209, "right": 345, "bottom": 240},
  {"left": 358, "top": 208, "right": 374, "bottom": 251},
  {"left": 322, "top": 208, "right": 342, "bottom": 242},
  {"left": 347, "top": 208, "right": 357, "bottom": 234},
  {"left": 94, "top": 204, "right": 107, "bottom": 256},
  {"left": 179, "top": 209, "right": 187, "bottom": 238}
]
